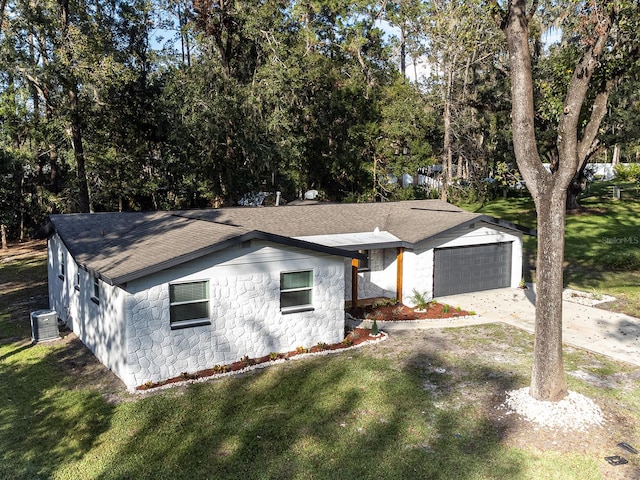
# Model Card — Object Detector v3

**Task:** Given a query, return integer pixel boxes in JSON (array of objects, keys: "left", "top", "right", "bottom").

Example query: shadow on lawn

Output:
[
  {"left": 87, "top": 338, "right": 525, "bottom": 480},
  {"left": 0, "top": 341, "right": 115, "bottom": 480}
]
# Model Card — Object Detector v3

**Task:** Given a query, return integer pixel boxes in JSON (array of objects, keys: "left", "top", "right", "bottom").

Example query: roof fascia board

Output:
[
  {"left": 327, "top": 241, "right": 408, "bottom": 250},
  {"left": 111, "top": 230, "right": 366, "bottom": 286},
  {"left": 481, "top": 216, "right": 537, "bottom": 236},
  {"left": 246, "top": 230, "right": 368, "bottom": 260},
  {"left": 412, "top": 215, "right": 530, "bottom": 250}
]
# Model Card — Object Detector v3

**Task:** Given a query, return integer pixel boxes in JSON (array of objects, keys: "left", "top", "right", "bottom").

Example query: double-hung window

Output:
[
  {"left": 59, "top": 252, "right": 65, "bottom": 280},
  {"left": 169, "top": 281, "right": 210, "bottom": 329},
  {"left": 91, "top": 274, "right": 100, "bottom": 304},
  {"left": 280, "top": 270, "right": 313, "bottom": 312}
]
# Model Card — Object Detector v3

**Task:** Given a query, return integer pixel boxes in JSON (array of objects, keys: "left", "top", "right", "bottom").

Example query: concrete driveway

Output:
[{"left": 436, "top": 285, "right": 640, "bottom": 367}]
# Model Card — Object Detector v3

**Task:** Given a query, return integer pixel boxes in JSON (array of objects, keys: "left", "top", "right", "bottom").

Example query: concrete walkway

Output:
[
  {"left": 350, "top": 286, "right": 640, "bottom": 367},
  {"left": 437, "top": 286, "right": 640, "bottom": 367}
]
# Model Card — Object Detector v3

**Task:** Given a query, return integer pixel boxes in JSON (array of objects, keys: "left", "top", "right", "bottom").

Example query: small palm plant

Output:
[{"left": 410, "top": 289, "right": 430, "bottom": 310}]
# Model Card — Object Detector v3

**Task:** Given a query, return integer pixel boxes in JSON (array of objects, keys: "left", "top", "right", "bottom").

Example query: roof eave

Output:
[
  {"left": 412, "top": 215, "right": 532, "bottom": 248},
  {"left": 330, "top": 241, "right": 409, "bottom": 250},
  {"left": 482, "top": 215, "right": 537, "bottom": 236},
  {"left": 109, "top": 230, "right": 366, "bottom": 286}
]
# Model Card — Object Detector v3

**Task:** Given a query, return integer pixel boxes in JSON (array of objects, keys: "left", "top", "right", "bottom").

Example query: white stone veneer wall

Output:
[{"left": 125, "top": 264, "right": 345, "bottom": 388}]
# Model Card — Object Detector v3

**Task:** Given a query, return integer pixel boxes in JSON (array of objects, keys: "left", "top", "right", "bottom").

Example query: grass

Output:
[
  {"left": 1, "top": 192, "right": 640, "bottom": 479},
  {"left": 2, "top": 324, "right": 639, "bottom": 480},
  {"left": 464, "top": 180, "right": 640, "bottom": 316}
]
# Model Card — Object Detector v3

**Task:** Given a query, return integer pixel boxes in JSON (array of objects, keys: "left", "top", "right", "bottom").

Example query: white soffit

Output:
[{"left": 295, "top": 231, "right": 402, "bottom": 249}]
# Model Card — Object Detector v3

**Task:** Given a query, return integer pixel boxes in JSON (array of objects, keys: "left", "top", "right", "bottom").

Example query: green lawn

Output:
[
  {"left": 2, "top": 323, "right": 639, "bottom": 480},
  {"left": 465, "top": 180, "right": 640, "bottom": 317}
]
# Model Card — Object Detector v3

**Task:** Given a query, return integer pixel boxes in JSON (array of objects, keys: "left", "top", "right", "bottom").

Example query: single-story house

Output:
[{"left": 45, "top": 200, "right": 529, "bottom": 389}]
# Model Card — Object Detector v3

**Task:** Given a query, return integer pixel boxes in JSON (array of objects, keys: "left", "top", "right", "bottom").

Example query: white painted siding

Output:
[
  {"left": 123, "top": 240, "right": 346, "bottom": 388},
  {"left": 47, "top": 234, "right": 128, "bottom": 384}
]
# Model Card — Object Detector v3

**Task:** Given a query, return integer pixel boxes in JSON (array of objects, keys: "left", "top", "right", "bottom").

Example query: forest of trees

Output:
[{"left": 1, "top": 0, "right": 639, "bottom": 242}]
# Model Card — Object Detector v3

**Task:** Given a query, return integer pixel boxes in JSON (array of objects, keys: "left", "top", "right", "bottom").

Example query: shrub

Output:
[
  {"left": 269, "top": 352, "right": 279, "bottom": 361},
  {"left": 601, "top": 250, "right": 640, "bottom": 270},
  {"left": 371, "top": 319, "right": 379, "bottom": 336},
  {"left": 614, "top": 163, "right": 640, "bottom": 182},
  {"left": 240, "top": 355, "right": 254, "bottom": 367}
]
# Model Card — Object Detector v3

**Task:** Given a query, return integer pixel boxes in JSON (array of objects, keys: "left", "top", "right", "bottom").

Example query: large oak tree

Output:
[{"left": 490, "top": 0, "right": 637, "bottom": 401}]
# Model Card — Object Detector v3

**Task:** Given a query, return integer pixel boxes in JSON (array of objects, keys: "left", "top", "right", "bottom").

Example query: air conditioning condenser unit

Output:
[{"left": 30, "top": 310, "right": 60, "bottom": 343}]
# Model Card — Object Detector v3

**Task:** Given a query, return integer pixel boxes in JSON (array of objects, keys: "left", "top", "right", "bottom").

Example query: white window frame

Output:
[
  {"left": 58, "top": 252, "right": 65, "bottom": 279},
  {"left": 91, "top": 274, "right": 100, "bottom": 304},
  {"left": 280, "top": 270, "right": 314, "bottom": 313},
  {"left": 169, "top": 280, "right": 211, "bottom": 329}
]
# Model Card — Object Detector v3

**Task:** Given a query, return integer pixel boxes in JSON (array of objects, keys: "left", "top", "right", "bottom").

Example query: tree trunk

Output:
[
  {"left": 530, "top": 186, "right": 568, "bottom": 400},
  {"left": 400, "top": 24, "right": 406, "bottom": 77},
  {"left": 612, "top": 144, "right": 620, "bottom": 165},
  {"left": 495, "top": 0, "right": 614, "bottom": 402},
  {"left": 566, "top": 160, "right": 590, "bottom": 211},
  {"left": 566, "top": 185, "right": 581, "bottom": 211},
  {"left": 1, "top": 224, "right": 7, "bottom": 250},
  {"left": 49, "top": 142, "right": 61, "bottom": 193},
  {"left": 68, "top": 86, "right": 91, "bottom": 213},
  {"left": 441, "top": 60, "right": 455, "bottom": 202},
  {"left": 0, "top": 0, "right": 7, "bottom": 35}
]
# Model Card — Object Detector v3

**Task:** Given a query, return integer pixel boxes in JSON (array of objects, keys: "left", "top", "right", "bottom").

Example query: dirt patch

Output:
[
  {"left": 0, "top": 241, "right": 49, "bottom": 338},
  {"left": 52, "top": 329, "right": 131, "bottom": 403},
  {"left": 0, "top": 240, "right": 47, "bottom": 263},
  {"left": 365, "top": 327, "right": 640, "bottom": 479}
]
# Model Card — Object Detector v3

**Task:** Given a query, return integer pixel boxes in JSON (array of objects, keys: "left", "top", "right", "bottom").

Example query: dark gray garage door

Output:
[{"left": 433, "top": 242, "right": 512, "bottom": 297}]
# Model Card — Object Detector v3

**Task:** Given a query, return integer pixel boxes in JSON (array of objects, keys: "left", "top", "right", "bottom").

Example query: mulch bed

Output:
[
  {"left": 136, "top": 327, "right": 381, "bottom": 391},
  {"left": 350, "top": 302, "right": 472, "bottom": 321}
]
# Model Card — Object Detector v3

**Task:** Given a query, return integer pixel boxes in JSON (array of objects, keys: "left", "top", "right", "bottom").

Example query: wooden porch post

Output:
[
  {"left": 396, "top": 247, "right": 404, "bottom": 302},
  {"left": 351, "top": 258, "right": 359, "bottom": 309}
]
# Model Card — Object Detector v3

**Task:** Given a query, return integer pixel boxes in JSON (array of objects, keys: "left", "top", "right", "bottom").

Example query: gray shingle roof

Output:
[{"left": 50, "top": 199, "right": 520, "bottom": 285}]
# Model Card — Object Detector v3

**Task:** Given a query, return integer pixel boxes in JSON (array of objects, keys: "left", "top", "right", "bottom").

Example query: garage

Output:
[{"left": 433, "top": 242, "right": 512, "bottom": 297}]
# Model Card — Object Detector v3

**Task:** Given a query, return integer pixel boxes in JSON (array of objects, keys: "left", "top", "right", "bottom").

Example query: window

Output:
[
  {"left": 357, "top": 250, "right": 370, "bottom": 271},
  {"left": 170, "top": 281, "right": 210, "bottom": 328},
  {"left": 74, "top": 270, "right": 80, "bottom": 291},
  {"left": 59, "top": 252, "right": 65, "bottom": 279},
  {"left": 91, "top": 274, "right": 100, "bottom": 304},
  {"left": 280, "top": 270, "right": 313, "bottom": 312}
]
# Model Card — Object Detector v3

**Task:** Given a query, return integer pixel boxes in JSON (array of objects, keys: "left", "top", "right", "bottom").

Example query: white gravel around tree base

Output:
[
  {"left": 499, "top": 388, "right": 605, "bottom": 431},
  {"left": 562, "top": 288, "right": 616, "bottom": 306}
]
